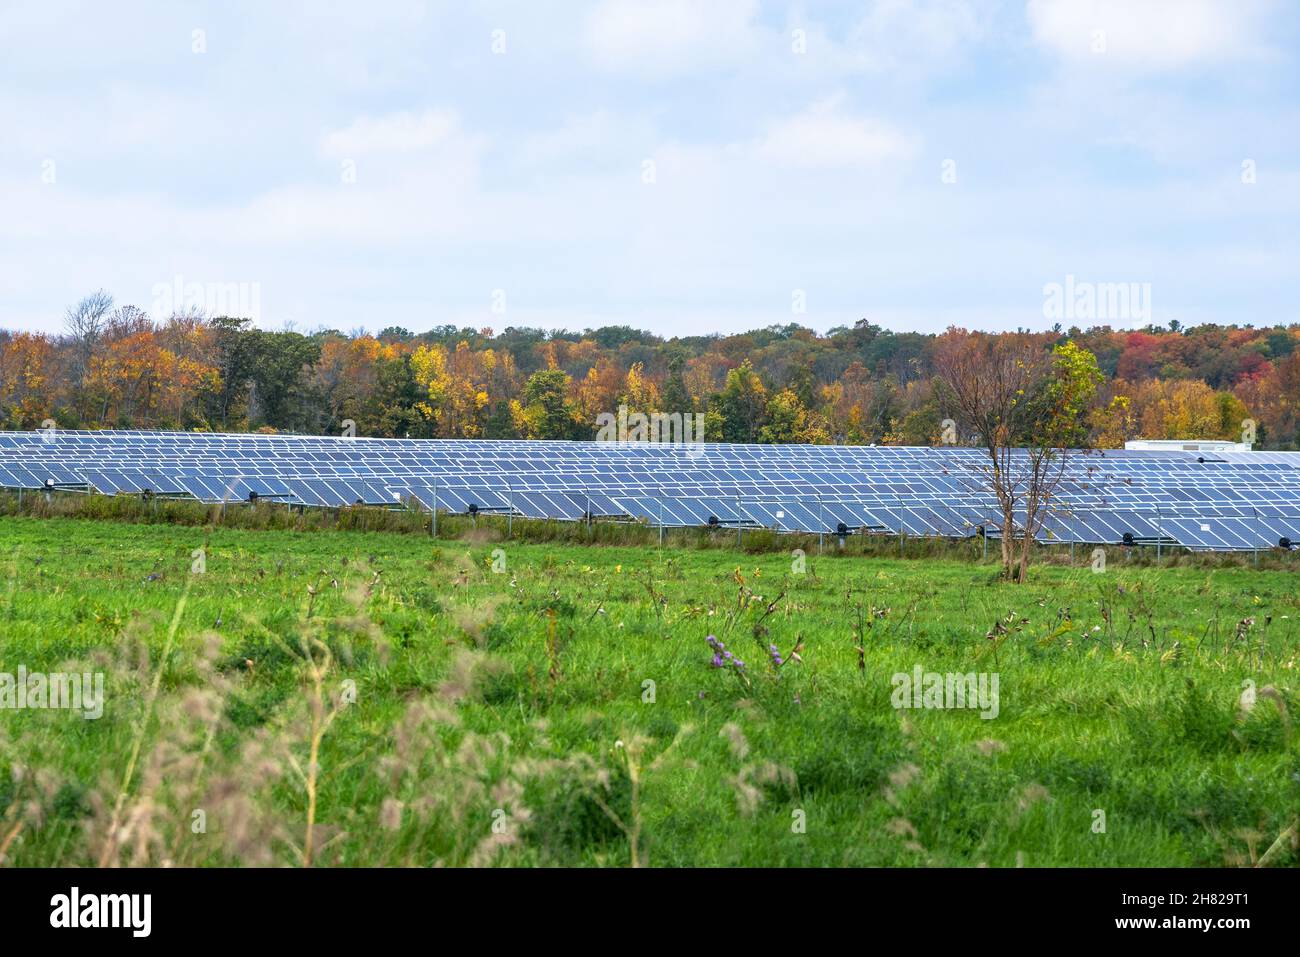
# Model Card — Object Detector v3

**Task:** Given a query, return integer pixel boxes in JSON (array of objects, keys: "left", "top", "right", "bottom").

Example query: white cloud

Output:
[
  {"left": 584, "top": 0, "right": 762, "bottom": 75},
  {"left": 757, "top": 95, "right": 916, "bottom": 168},
  {"left": 1027, "top": 0, "right": 1271, "bottom": 70},
  {"left": 0, "top": 0, "right": 1294, "bottom": 337},
  {"left": 848, "top": 0, "right": 987, "bottom": 72},
  {"left": 321, "top": 109, "right": 464, "bottom": 157},
  {"left": 519, "top": 110, "right": 658, "bottom": 167}
]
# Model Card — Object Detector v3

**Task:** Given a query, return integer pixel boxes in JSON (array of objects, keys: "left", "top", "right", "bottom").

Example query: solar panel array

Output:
[{"left": 2, "top": 430, "right": 1299, "bottom": 552}]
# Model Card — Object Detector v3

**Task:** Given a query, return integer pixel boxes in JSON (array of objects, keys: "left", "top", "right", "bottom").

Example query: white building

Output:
[{"left": 1124, "top": 438, "right": 1252, "bottom": 452}]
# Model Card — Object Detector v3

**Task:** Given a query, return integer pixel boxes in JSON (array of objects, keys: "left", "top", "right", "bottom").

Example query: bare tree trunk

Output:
[{"left": 1000, "top": 502, "right": 1015, "bottom": 579}]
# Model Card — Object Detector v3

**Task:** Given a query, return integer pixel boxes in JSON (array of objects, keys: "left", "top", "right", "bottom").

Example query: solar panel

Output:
[{"left": 0, "top": 430, "right": 1298, "bottom": 551}]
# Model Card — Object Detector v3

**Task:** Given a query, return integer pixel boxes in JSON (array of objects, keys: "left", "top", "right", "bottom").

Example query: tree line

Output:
[{"left": 2, "top": 289, "right": 1298, "bottom": 449}]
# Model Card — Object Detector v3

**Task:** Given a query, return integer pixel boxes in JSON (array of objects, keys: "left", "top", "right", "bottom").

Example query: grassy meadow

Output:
[{"left": 0, "top": 513, "right": 1297, "bottom": 867}]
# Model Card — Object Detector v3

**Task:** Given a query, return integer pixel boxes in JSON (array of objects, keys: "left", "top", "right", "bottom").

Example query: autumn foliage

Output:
[{"left": 3, "top": 291, "right": 1298, "bottom": 449}]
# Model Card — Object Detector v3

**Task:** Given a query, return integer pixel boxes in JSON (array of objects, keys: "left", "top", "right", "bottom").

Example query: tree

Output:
[
  {"left": 717, "top": 361, "right": 767, "bottom": 443},
  {"left": 0, "top": 333, "right": 57, "bottom": 427},
  {"left": 312, "top": 335, "right": 387, "bottom": 434},
  {"left": 511, "top": 369, "right": 583, "bottom": 439},
  {"left": 1091, "top": 390, "right": 1135, "bottom": 449},
  {"left": 1012, "top": 341, "right": 1103, "bottom": 580},
  {"left": 83, "top": 326, "right": 220, "bottom": 429},
  {"left": 443, "top": 341, "right": 491, "bottom": 437},
  {"left": 3, "top": 298, "right": 1297, "bottom": 452},
  {"left": 410, "top": 342, "right": 450, "bottom": 431},
  {"left": 882, "top": 381, "right": 940, "bottom": 446},
  {"left": 662, "top": 353, "right": 691, "bottom": 414},
  {"left": 371, "top": 351, "right": 425, "bottom": 437},
  {"left": 619, "top": 362, "right": 659, "bottom": 416},
  {"left": 759, "top": 389, "right": 830, "bottom": 444},
  {"left": 1127, "top": 379, "right": 1250, "bottom": 441},
  {"left": 935, "top": 332, "right": 1102, "bottom": 582},
  {"left": 1271, "top": 349, "right": 1300, "bottom": 446},
  {"left": 573, "top": 357, "right": 621, "bottom": 428},
  {"left": 205, "top": 316, "right": 256, "bottom": 427},
  {"left": 243, "top": 330, "right": 321, "bottom": 432},
  {"left": 63, "top": 290, "right": 114, "bottom": 420},
  {"left": 484, "top": 399, "right": 518, "bottom": 439}
]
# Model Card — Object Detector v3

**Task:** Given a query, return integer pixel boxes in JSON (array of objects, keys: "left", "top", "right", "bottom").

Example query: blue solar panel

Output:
[{"left": 1, "top": 430, "right": 1298, "bottom": 551}]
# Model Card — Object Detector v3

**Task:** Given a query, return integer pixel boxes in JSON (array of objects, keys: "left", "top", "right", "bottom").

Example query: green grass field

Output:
[{"left": 0, "top": 515, "right": 1296, "bottom": 867}]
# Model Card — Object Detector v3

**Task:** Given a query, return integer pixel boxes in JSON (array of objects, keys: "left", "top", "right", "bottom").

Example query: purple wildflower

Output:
[{"left": 705, "top": 635, "right": 746, "bottom": 676}]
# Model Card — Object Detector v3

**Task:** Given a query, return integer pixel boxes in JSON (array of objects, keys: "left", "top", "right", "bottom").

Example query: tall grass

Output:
[
  {"left": 2, "top": 490, "right": 1296, "bottom": 570},
  {"left": 0, "top": 516, "right": 1296, "bottom": 867}
]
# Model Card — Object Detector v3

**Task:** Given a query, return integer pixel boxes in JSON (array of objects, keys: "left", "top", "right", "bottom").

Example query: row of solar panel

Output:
[
  {"left": 4, "top": 433, "right": 1294, "bottom": 469},
  {"left": 7, "top": 450, "right": 1291, "bottom": 471},
  {"left": 3, "top": 431, "right": 1299, "bottom": 551},
  {"left": 10, "top": 462, "right": 1300, "bottom": 516},
  {"left": 0, "top": 444, "right": 1289, "bottom": 468},
  {"left": 6, "top": 462, "right": 1296, "bottom": 491},
  {"left": 10, "top": 472, "right": 1300, "bottom": 549},
  {"left": 7, "top": 454, "right": 1297, "bottom": 484}
]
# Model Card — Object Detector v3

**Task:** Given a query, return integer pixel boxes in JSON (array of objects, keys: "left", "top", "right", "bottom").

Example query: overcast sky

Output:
[{"left": 2, "top": 0, "right": 1297, "bottom": 338}]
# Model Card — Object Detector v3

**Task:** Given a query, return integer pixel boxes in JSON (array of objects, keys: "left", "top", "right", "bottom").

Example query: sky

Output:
[{"left": 1, "top": 0, "right": 1297, "bottom": 339}]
